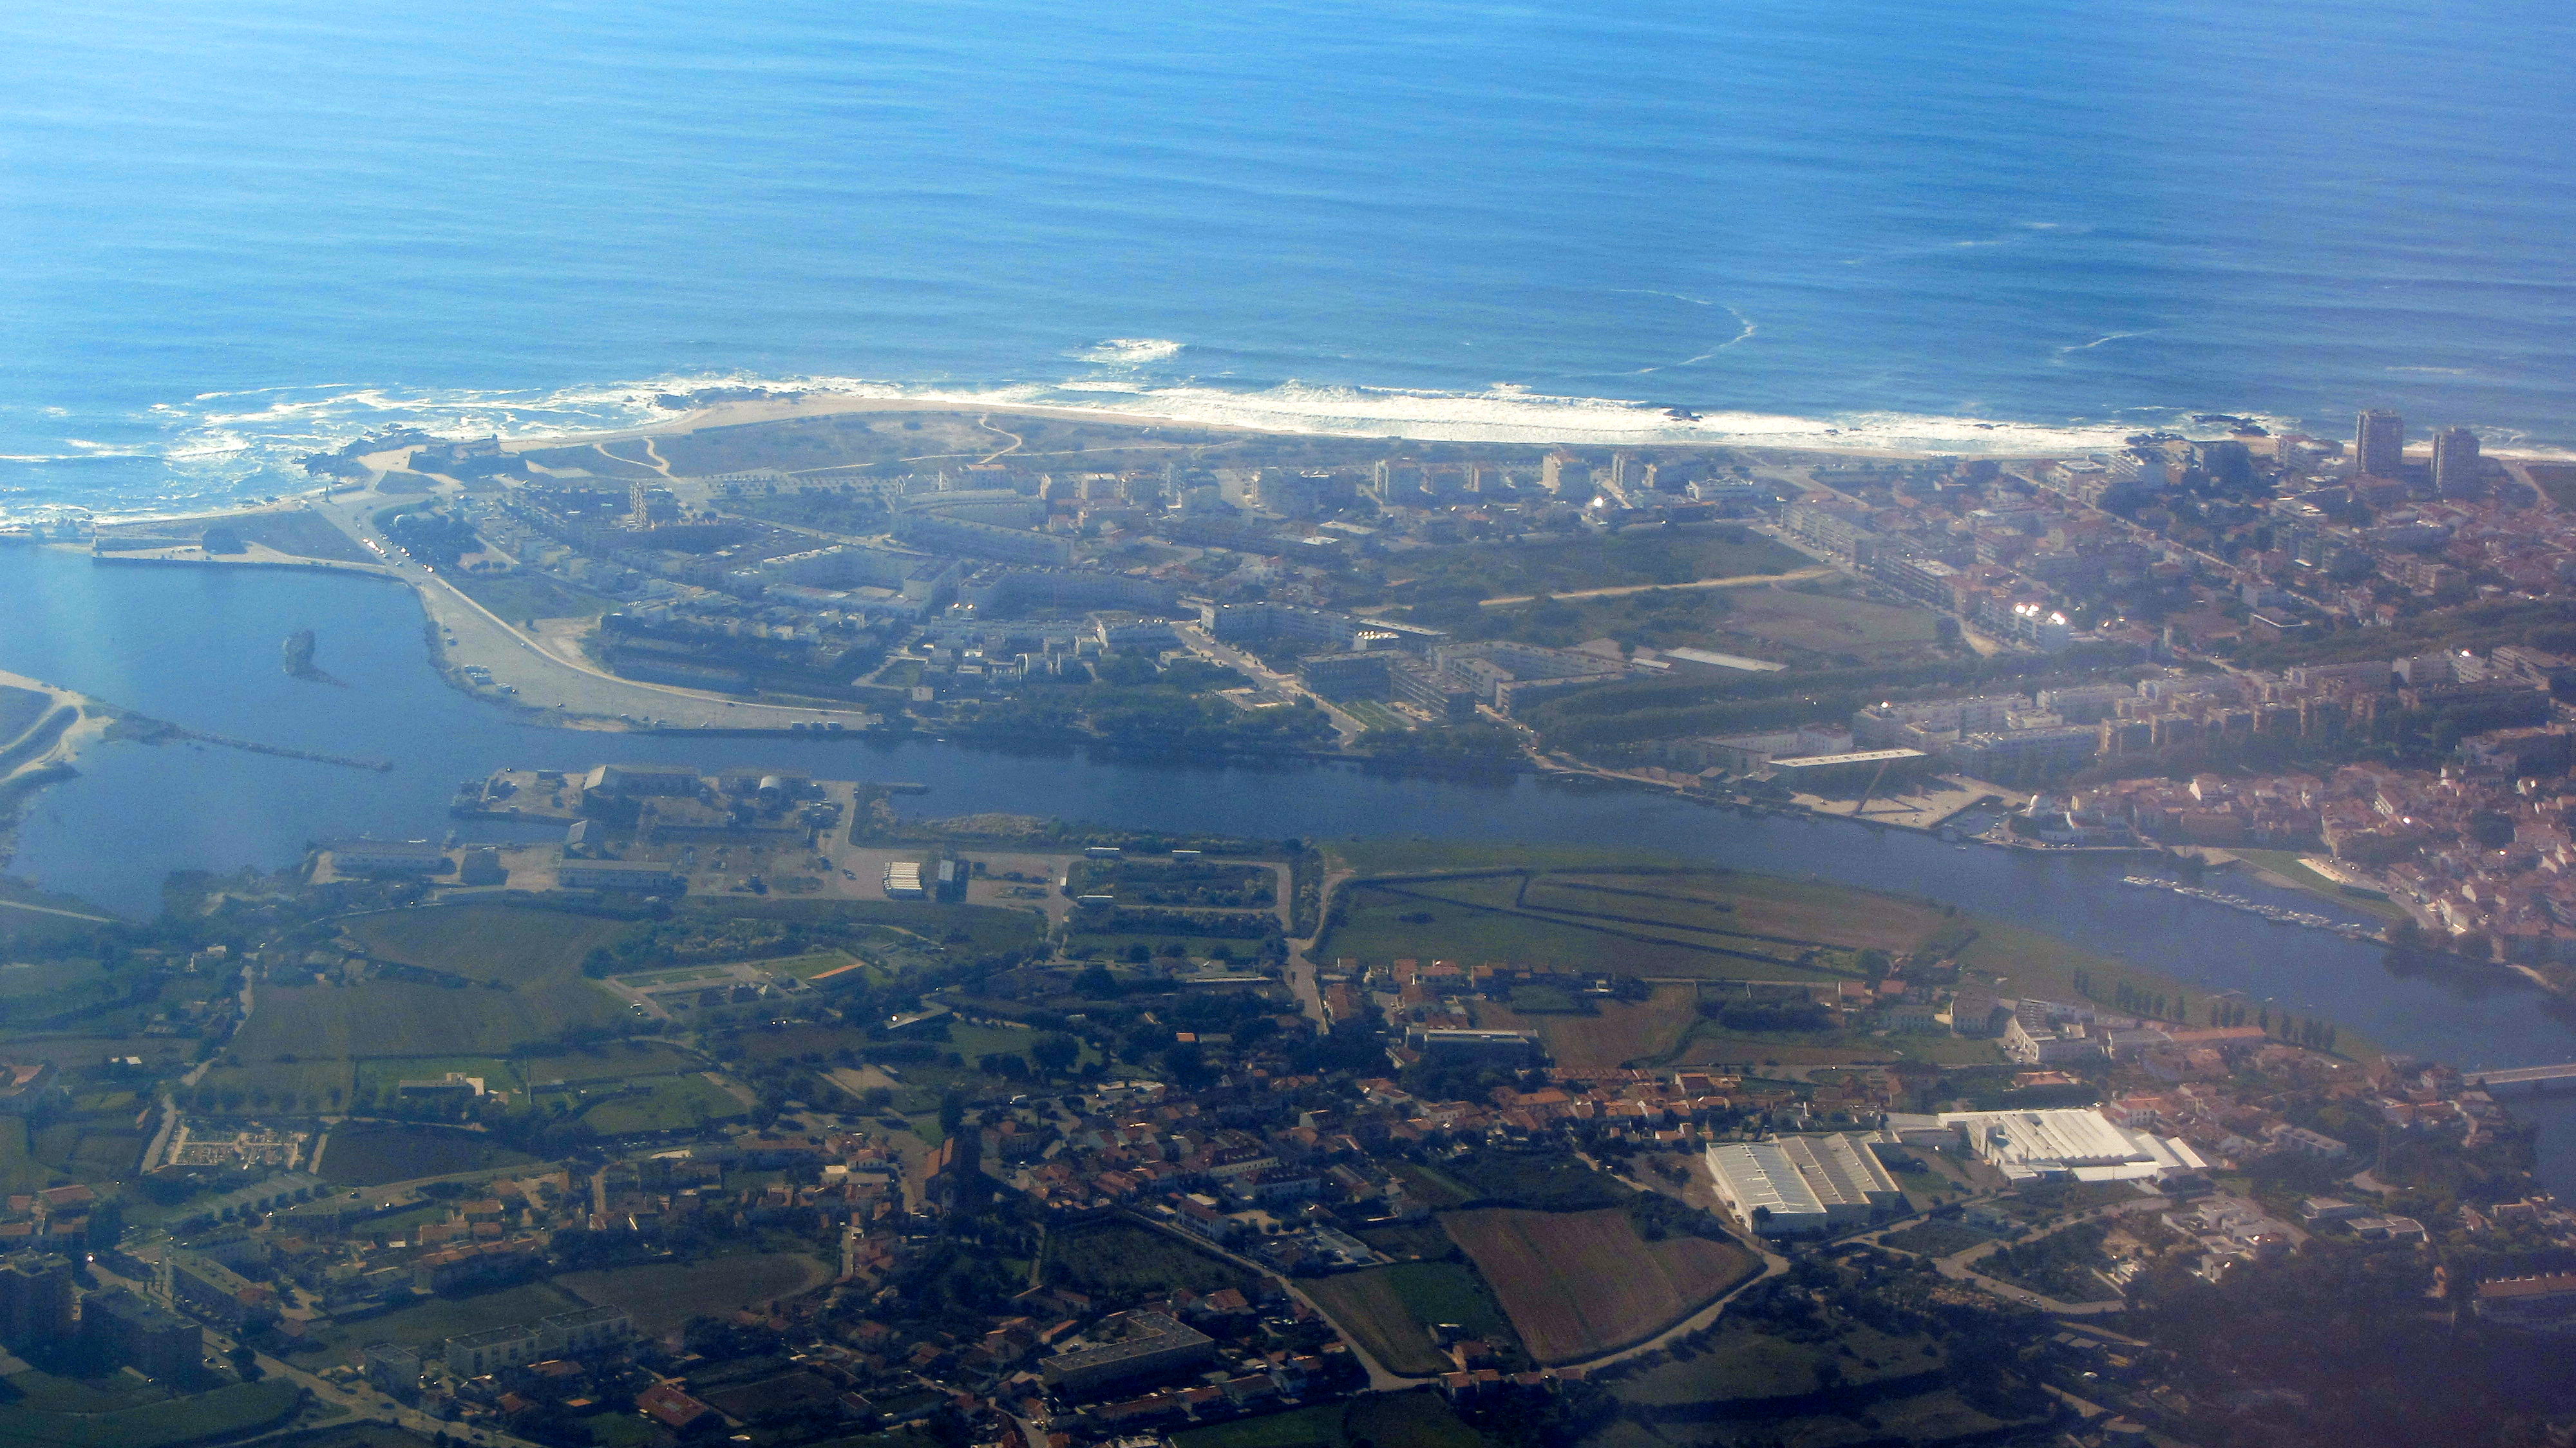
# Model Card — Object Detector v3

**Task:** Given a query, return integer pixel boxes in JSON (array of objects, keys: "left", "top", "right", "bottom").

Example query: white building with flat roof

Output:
[
  {"left": 1935, "top": 1107, "right": 2208, "bottom": 1183},
  {"left": 1777, "top": 1134, "right": 1906, "bottom": 1223},
  {"left": 1705, "top": 1134, "right": 1905, "bottom": 1236},
  {"left": 1706, "top": 1141, "right": 1828, "bottom": 1235}
]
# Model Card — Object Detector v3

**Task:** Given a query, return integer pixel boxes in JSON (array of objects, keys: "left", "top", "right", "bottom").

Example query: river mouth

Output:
[{"left": 6, "top": 541, "right": 2576, "bottom": 1190}]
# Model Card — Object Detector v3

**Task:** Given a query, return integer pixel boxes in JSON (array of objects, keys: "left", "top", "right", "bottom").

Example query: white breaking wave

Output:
[
  {"left": 2053, "top": 330, "right": 2150, "bottom": 357},
  {"left": 1077, "top": 338, "right": 1184, "bottom": 366},
  {"left": 21, "top": 358, "right": 2550, "bottom": 524}
]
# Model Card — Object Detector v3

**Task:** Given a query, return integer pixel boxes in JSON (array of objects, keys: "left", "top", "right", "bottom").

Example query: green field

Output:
[
  {"left": 1176, "top": 1393, "right": 1482, "bottom": 1448},
  {"left": 1341, "top": 700, "right": 1407, "bottom": 733},
  {"left": 1323, "top": 875, "right": 1844, "bottom": 982},
  {"left": 0, "top": 1119, "right": 56, "bottom": 1194},
  {"left": 556, "top": 1253, "right": 831, "bottom": 1334},
  {"left": 0, "top": 1377, "right": 302, "bottom": 1448},
  {"left": 2230, "top": 849, "right": 2411, "bottom": 924},
  {"left": 348, "top": 904, "right": 633, "bottom": 989},
  {"left": 1321, "top": 843, "right": 2307, "bottom": 1053},
  {"left": 316, "top": 1124, "right": 540, "bottom": 1186},
  {"left": 1612, "top": 1321, "right": 1944, "bottom": 1405},
  {"left": 519, "top": 1040, "right": 705, "bottom": 1086},
  {"left": 214, "top": 906, "right": 636, "bottom": 1072},
  {"left": 1299, "top": 1261, "right": 1515, "bottom": 1375},
  {"left": 571, "top": 1072, "right": 747, "bottom": 1135},
  {"left": 310, "top": 1280, "right": 588, "bottom": 1365},
  {"left": 1375, "top": 530, "right": 1810, "bottom": 608}
]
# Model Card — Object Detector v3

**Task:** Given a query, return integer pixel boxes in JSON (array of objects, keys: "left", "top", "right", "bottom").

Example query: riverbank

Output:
[{"left": 0, "top": 667, "right": 121, "bottom": 868}]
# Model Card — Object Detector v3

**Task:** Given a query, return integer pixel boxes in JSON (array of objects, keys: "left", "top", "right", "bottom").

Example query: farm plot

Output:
[
  {"left": 1323, "top": 874, "right": 1837, "bottom": 982},
  {"left": 1298, "top": 1262, "right": 1511, "bottom": 1376},
  {"left": 1472, "top": 983, "right": 1698, "bottom": 1070},
  {"left": 228, "top": 976, "right": 611, "bottom": 1061},
  {"left": 346, "top": 904, "right": 631, "bottom": 985},
  {"left": 1441, "top": 1208, "right": 1758, "bottom": 1364},
  {"left": 316, "top": 1124, "right": 540, "bottom": 1186}
]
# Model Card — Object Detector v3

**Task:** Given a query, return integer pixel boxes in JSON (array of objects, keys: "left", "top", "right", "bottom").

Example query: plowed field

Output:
[{"left": 1443, "top": 1207, "right": 1757, "bottom": 1364}]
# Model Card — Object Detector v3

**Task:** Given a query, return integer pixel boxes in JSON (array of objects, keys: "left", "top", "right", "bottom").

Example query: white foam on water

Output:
[
  {"left": 1076, "top": 338, "right": 1185, "bottom": 366},
  {"left": 12, "top": 357, "right": 2502, "bottom": 523}
]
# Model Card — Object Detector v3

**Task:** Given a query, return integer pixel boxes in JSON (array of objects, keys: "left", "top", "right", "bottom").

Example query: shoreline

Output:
[{"left": 0, "top": 667, "right": 122, "bottom": 870}]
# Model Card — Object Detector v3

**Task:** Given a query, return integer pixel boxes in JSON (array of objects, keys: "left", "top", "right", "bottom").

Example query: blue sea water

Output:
[{"left": 3, "top": 0, "right": 2574, "bottom": 519}]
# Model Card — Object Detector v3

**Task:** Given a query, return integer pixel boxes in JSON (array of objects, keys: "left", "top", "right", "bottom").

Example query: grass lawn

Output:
[
  {"left": 1175, "top": 1405, "right": 1343, "bottom": 1448},
  {"left": 0, "top": 1119, "right": 56, "bottom": 1194},
  {"left": 2231, "top": 849, "right": 2412, "bottom": 924},
  {"left": 352, "top": 1056, "right": 517, "bottom": 1100},
  {"left": 312, "top": 1280, "right": 587, "bottom": 1365},
  {"left": 0, "top": 1378, "right": 302, "bottom": 1448},
  {"left": 573, "top": 1073, "right": 748, "bottom": 1134},
  {"left": 518, "top": 1041, "right": 705, "bottom": 1087}
]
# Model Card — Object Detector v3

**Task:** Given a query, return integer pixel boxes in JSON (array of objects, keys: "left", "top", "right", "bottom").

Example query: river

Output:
[{"left": 5, "top": 544, "right": 2573, "bottom": 1191}]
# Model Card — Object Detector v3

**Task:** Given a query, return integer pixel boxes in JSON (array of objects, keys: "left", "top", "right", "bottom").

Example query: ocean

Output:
[{"left": 2, "top": 0, "right": 2573, "bottom": 519}]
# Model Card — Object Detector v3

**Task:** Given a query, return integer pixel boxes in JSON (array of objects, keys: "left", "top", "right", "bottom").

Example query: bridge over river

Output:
[{"left": 2465, "top": 1063, "right": 2576, "bottom": 1095}]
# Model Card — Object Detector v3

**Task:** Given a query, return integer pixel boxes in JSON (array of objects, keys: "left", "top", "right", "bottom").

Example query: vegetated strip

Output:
[{"left": 1370, "top": 883, "right": 1792, "bottom": 967}]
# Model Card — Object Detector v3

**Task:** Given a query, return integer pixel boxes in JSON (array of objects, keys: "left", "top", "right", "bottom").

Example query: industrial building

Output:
[
  {"left": 1704, "top": 1134, "right": 1905, "bottom": 1236},
  {"left": 1925, "top": 1107, "right": 2210, "bottom": 1183},
  {"left": 1406, "top": 1027, "right": 1542, "bottom": 1065}
]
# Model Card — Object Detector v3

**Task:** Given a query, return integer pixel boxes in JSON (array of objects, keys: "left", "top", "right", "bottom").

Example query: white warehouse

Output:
[
  {"left": 1931, "top": 1107, "right": 2209, "bottom": 1183},
  {"left": 1706, "top": 1134, "right": 1906, "bottom": 1237}
]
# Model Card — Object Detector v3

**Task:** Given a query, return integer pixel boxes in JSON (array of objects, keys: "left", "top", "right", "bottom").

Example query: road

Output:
[
  {"left": 0, "top": 896, "right": 113, "bottom": 923},
  {"left": 1475, "top": 564, "right": 1835, "bottom": 607},
  {"left": 1173, "top": 620, "right": 1370, "bottom": 744},
  {"left": 308, "top": 490, "right": 883, "bottom": 730},
  {"left": 1873, "top": 1196, "right": 2167, "bottom": 1318},
  {"left": 89, "top": 1255, "right": 536, "bottom": 1448},
  {"left": 1280, "top": 867, "right": 1356, "bottom": 1027}
]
